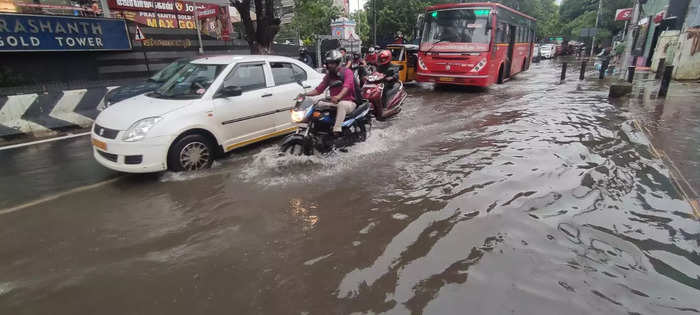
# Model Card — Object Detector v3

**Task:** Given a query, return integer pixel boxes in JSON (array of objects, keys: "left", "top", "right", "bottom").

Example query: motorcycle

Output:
[
  {"left": 280, "top": 81, "right": 372, "bottom": 155},
  {"left": 361, "top": 71, "right": 407, "bottom": 120}
]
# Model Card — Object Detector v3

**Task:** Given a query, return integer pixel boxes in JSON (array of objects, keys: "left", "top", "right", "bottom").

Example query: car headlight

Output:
[
  {"left": 122, "top": 117, "right": 162, "bottom": 142},
  {"left": 291, "top": 110, "right": 306, "bottom": 123}
]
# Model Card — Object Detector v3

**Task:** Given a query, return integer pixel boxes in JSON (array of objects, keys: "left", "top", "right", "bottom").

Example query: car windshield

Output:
[
  {"left": 153, "top": 63, "right": 226, "bottom": 99},
  {"left": 422, "top": 8, "right": 492, "bottom": 50},
  {"left": 149, "top": 59, "right": 189, "bottom": 83}
]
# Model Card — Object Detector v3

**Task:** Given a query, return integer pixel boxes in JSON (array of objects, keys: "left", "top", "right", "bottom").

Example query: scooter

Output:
[
  {"left": 280, "top": 82, "right": 372, "bottom": 155},
  {"left": 361, "top": 71, "right": 407, "bottom": 120}
]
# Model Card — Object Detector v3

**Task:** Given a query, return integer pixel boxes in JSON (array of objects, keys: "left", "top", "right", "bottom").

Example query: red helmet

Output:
[{"left": 377, "top": 50, "right": 392, "bottom": 66}]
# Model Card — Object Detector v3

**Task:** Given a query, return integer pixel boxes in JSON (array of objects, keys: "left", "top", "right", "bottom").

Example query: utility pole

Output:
[
  {"left": 620, "top": 1, "right": 641, "bottom": 79},
  {"left": 590, "top": 0, "right": 603, "bottom": 57},
  {"left": 372, "top": 0, "right": 376, "bottom": 45}
]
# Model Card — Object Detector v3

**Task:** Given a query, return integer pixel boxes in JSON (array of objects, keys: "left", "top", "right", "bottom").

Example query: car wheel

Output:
[{"left": 167, "top": 134, "right": 215, "bottom": 172}]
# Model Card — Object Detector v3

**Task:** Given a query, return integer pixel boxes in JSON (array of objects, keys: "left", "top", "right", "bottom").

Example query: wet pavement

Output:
[{"left": 0, "top": 60, "right": 698, "bottom": 314}]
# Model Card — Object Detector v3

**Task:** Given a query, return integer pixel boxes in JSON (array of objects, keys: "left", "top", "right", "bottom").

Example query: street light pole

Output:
[
  {"left": 372, "top": 0, "right": 376, "bottom": 45},
  {"left": 590, "top": 0, "right": 603, "bottom": 57}
]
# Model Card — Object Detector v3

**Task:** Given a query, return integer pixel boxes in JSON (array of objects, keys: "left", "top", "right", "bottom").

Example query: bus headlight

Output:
[
  {"left": 418, "top": 57, "right": 428, "bottom": 71},
  {"left": 470, "top": 58, "right": 488, "bottom": 72}
]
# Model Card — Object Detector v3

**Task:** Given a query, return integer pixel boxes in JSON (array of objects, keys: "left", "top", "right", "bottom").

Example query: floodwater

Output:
[{"left": 0, "top": 61, "right": 698, "bottom": 314}]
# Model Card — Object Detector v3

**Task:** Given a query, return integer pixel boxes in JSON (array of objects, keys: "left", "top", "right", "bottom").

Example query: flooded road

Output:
[{"left": 1, "top": 61, "right": 698, "bottom": 314}]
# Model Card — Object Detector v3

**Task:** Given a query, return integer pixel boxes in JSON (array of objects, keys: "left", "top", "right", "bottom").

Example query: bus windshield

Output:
[{"left": 422, "top": 8, "right": 492, "bottom": 51}]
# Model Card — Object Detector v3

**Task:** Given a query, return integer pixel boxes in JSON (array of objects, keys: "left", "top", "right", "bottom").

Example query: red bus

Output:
[{"left": 416, "top": 2, "right": 536, "bottom": 87}]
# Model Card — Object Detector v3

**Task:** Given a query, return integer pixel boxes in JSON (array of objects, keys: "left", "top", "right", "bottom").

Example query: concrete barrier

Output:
[{"left": 0, "top": 87, "right": 117, "bottom": 140}]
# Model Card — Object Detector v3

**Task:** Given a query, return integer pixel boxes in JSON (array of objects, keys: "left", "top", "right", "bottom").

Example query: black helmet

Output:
[{"left": 324, "top": 49, "right": 343, "bottom": 65}]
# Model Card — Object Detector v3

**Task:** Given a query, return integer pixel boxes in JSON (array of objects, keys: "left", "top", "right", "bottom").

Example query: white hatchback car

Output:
[
  {"left": 540, "top": 44, "right": 556, "bottom": 59},
  {"left": 91, "top": 55, "right": 323, "bottom": 173}
]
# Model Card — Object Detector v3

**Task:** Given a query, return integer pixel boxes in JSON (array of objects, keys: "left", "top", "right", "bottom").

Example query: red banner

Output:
[
  {"left": 156, "top": 12, "right": 177, "bottom": 28},
  {"left": 615, "top": 8, "right": 633, "bottom": 21},
  {"left": 109, "top": 0, "right": 175, "bottom": 13},
  {"left": 176, "top": 13, "right": 195, "bottom": 29},
  {"left": 654, "top": 10, "right": 665, "bottom": 24}
]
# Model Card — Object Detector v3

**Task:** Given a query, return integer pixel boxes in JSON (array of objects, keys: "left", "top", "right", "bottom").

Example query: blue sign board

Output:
[{"left": 0, "top": 13, "right": 131, "bottom": 52}]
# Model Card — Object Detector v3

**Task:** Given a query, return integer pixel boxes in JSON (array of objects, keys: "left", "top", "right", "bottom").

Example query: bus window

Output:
[
  {"left": 496, "top": 23, "right": 507, "bottom": 43},
  {"left": 422, "top": 8, "right": 492, "bottom": 51}
]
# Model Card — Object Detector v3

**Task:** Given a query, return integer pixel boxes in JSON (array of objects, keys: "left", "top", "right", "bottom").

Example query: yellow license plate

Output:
[
  {"left": 439, "top": 77, "right": 455, "bottom": 82},
  {"left": 92, "top": 138, "right": 107, "bottom": 151}
]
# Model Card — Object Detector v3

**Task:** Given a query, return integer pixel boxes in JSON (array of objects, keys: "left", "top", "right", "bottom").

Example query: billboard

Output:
[
  {"left": 0, "top": 13, "right": 131, "bottom": 51},
  {"left": 615, "top": 8, "right": 633, "bottom": 21}
]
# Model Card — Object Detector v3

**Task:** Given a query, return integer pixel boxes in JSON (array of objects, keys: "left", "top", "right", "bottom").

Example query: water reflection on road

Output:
[{"left": 0, "top": 61, "right": 697, "bottom": 315}]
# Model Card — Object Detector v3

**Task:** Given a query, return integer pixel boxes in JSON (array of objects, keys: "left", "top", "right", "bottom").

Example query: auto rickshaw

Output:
[{"left": 386, "top": 44, "right": 419, "bottom": 82}]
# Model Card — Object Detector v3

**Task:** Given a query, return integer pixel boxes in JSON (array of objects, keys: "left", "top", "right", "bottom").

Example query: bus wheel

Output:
[{"left": 497, "top": 65, "right": 505, "bottom": 84}]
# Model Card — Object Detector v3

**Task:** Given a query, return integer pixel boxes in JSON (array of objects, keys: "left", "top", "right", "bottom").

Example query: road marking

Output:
[
  {"left": 49, "top": 90, "right": 94, "bottom": 127},
  {"left": 0, "top": 94, "right": 55, "bottom": 135},
  {"left": 0, "top": 177, "right": 121, "bottom": 216},
  {"left": 0, "top": 132, "right": 91, "bottom": 151}
]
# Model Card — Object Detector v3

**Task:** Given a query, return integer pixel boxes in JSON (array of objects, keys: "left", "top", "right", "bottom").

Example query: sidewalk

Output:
[{"left": 616, "top": 70, "right": 700, "bottom": 207}]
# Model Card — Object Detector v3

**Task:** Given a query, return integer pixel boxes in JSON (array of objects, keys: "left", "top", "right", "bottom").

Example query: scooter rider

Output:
[
  {"left": 302, "top": 50, "right": 357, "bottom": 137},
  {"left": 376, "top": 49, "right": 399, "bottom": 106}
]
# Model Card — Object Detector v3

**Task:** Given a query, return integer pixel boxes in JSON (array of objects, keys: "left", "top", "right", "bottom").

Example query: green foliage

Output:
[
  {"left": 292, "top": 0, "right": 341, "bottom": 42},
  {"left": 462, "top": 0, "right": 563, "bottom": 40},
  {"left": 365, "top": 0, "right": 440, "bottom": 42},
  {"left": 559, "top": 0, "right": 633, "bottom": 43},
  {"left": 351, "top": 10, "right": 370, "bottom": 44}
]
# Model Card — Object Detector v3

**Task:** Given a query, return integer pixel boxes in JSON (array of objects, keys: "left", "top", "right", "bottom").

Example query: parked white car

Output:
[
  {"left": 91, "top": 55, "right": 323, "bottom": 173},
  {"left": 540, "top": 44, "right": 556, "bottom": 59}
]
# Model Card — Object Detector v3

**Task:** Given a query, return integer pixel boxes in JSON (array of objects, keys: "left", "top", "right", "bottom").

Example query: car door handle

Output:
[
  {"left": 261, "top": 93, "right": 273, "bottom": 98},
  {"left": 302, "top": 85, "right": 311, "bottom": 89}
]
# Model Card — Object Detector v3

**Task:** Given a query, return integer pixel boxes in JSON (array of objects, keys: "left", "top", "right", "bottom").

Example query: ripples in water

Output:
[{"left": 332, "top": 79, "right": 699, "bottom": 314}]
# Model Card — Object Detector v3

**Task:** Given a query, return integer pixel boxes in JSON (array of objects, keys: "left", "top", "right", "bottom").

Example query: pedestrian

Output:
[
  {"left": 339, "top": 47, "right": 352, "bottom": 68},
  {"left": 298, "top": 47, "right": 314, "bottom": 68}
]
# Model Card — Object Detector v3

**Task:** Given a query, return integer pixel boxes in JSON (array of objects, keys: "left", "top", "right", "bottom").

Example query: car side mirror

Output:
[{"left": 217, "top": 86, "right": 242, "bottom": 98}]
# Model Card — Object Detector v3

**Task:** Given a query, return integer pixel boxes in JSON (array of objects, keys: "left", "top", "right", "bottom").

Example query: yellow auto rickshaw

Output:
[{"left": 386, "top": 44, "right": 419, "bottom": 82}]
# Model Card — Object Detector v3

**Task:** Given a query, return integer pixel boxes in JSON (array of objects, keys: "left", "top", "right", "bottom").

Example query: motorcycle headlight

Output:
[
  {"left": 291, "top": 110, "right": 306, "bottom": 123},
  {"left": 122, "top": 117, "right": 162, "bottom": 142}
]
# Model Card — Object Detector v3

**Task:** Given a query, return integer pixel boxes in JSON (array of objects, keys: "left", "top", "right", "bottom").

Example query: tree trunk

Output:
[{"left": 231, "top": 0, "right": 279, "bottom": 55}]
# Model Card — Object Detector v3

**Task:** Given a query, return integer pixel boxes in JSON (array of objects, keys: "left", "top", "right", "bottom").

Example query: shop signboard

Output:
[{"left": 0, "top": 13, "right": 131, "bottom": 51}]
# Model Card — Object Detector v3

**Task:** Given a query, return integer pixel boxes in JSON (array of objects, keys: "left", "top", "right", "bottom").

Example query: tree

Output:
[
  {"left": 292, "top": 0, "right": 341, "bottom": 42},
  {"left": 463, "top": 0, "right": 562, "bottom": 40},
  {"left": 351, "top": 10, "right": 370, "bottom": 45},
  {"left": 365, "top": 0, "right": 438, "bottom": 44},
  {"left": 231, "top": 0, "right": 281, "bottom": 54},
  {"left": 558, "top": 0, "right": 632, "bottom": 44}
]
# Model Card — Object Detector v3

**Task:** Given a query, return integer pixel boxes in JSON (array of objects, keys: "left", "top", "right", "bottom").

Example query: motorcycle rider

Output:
[
  {"left": 375, "top": 49, "right": 399, "bottom": 107},
  {"left": 303, "top": 50, "right": 357, "bottom": 138},
  {"left": 365, "top": 47, "right": 378, "bottom": 66},
  {"left": 298, "top": 47, "right": 314, "bottom": 67}
]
